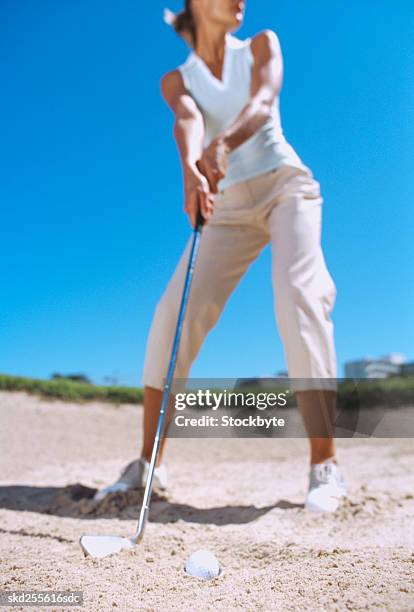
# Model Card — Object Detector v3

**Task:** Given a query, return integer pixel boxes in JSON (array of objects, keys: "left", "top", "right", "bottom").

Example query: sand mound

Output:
[{"left": 46, "top": 485, "right": 170, "bottom": 519}]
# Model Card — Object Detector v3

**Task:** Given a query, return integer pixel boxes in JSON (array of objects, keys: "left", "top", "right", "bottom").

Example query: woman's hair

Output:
[{"left": 164, "top": 1, "right": 197, "bottom": 48}]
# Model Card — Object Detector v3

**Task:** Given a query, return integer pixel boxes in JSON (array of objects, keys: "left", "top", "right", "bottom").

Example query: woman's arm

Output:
[
  {"left": 220, "top": 29, "right": 283, "bottom": 151},
  {"left": 161, "top": 70, "right": 215, "bottom": 226},
  {"left": 198, "top": 29, "right": 284, "bottom": 192}
]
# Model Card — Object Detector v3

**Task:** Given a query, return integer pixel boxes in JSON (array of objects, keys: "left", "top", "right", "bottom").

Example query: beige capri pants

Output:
[{"left": 142, "top": 164, "right": 338, "bottom": 393}]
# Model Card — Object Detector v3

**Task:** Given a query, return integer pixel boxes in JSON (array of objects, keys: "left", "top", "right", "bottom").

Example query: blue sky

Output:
[{"left": 1, "top": 0, "right": 413, "bottom": 386}]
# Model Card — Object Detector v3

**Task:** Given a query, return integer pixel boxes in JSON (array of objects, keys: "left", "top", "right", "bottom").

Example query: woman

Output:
[{"left": 95, "top": 0, "right": 346, "bottom": 512}]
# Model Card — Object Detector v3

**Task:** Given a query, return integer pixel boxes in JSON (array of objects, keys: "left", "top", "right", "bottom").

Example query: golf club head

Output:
[{"left": 79, "top": 535, "right": 134, "bottom": 559}]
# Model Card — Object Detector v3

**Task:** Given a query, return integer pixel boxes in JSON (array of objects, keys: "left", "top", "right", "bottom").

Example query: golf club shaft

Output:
[{"left": 132, "top": 210, "right": 204, "bottom": 542}]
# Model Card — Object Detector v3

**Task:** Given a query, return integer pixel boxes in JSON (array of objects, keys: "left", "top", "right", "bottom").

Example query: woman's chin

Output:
[{"left": 228, "top": 16, "right": 244, "bottom": 31}]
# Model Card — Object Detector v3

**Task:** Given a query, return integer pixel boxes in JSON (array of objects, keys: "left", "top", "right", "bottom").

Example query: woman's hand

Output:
[
  {"left": 197, "top": 136, "right": 230, "bottom": 194},
  {"left": 183, "top": 165, "right": 215, "bottom": 228}
]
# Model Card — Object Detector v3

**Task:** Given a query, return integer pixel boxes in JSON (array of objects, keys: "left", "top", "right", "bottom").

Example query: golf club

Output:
[{"left": 79, "top": 209, "right": 205, "bottom": 558}]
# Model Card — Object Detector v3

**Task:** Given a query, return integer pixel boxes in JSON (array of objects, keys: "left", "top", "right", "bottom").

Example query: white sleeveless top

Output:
[{"left": 178, "top": 33, "right": 307, "bottom": 191}]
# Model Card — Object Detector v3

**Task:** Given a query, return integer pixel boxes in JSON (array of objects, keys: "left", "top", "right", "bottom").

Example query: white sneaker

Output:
[
  {"left": 94, "top": 457, "right": 168, "bottom": 501},
  {"left": 305, "top": 458, "right": 347, "bottom": 513}
]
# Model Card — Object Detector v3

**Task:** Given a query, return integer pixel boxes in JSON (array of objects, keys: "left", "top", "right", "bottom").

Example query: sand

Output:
[{"left": 0, "top": 390, "right": 413, "bottom": 611}]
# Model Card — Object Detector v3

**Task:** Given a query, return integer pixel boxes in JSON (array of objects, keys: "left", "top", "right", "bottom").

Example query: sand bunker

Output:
[{"left": 1, "top": 390, "right": 413, "bottom": 611}]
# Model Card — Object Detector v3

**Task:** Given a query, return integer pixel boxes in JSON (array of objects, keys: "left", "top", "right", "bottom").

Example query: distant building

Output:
[
  {"left": 235, "top": 355, "right": 413, "bottom": 387},
  {"left": 401, "top": 362, "right": 414, "bottom": 376},
  {"left": 344, "top": 353, "right": 407, "bottom": 378}
]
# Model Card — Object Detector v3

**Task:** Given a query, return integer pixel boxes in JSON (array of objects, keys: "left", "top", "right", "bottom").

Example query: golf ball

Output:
[{"left": 184, "top": 549, "right": 220, "bottom": 580}]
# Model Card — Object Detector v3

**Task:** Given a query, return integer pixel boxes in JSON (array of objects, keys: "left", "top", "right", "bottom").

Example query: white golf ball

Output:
[{"left": 184, "top": 549, "right": 220, "bottom": 580}]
